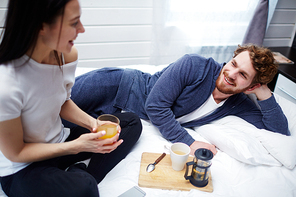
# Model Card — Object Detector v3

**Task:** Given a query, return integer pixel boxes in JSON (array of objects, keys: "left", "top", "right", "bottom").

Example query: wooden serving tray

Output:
[{"left": 138, "top": 152, "right": 213, "bottom": 192}]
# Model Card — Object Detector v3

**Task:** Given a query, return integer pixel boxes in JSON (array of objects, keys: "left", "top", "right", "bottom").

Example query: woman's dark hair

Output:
[{"left": 0, "top": 0, "right": 71, "bottom": 65}]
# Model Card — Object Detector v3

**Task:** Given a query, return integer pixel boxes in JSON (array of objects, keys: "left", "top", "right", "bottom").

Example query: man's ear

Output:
[{"left": 246, "top": 83, "right": 261, "bottom": 91}]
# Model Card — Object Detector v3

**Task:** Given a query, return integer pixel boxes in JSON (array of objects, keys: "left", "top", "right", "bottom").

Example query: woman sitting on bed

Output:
[{"left": 0, "top": 0, "right": 142, "bottom": 196}]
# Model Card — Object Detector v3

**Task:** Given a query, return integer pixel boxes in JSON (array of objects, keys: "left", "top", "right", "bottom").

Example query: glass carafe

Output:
[{"left": 184, "top": 148, "right": 213, "bottom": 187}]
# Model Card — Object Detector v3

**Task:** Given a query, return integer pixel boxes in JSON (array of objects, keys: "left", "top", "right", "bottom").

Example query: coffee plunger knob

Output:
[
  {"left": 194, "top": 148, "right": 213, "bottom": 161},
  {"left": 202, "top": 149, "right": 207, "bottom": 156}
]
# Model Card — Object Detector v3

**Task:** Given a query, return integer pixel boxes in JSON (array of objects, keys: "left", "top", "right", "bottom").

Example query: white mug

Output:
[{"left": 169, "top": 142, "right": 190, "bottom": 171}]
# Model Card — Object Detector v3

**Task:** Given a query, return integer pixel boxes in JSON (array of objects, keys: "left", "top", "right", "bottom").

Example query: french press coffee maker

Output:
[{"left": 184, "top": 148, "right": 213, "bottom": 187}]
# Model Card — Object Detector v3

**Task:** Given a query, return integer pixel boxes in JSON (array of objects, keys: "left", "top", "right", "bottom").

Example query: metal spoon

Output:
[{"left": 146, "top": 152, "right": 166, "bottom": 173}]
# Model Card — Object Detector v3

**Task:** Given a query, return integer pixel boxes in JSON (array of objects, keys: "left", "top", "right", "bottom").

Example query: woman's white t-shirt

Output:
[{"left": 0, "top": 55, "right": 77, "bottom": 176}]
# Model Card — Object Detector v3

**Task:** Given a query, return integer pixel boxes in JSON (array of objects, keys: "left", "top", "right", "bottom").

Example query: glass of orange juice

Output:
[{"left": 97, "top": 114, "right": 120, "bottom": 139}]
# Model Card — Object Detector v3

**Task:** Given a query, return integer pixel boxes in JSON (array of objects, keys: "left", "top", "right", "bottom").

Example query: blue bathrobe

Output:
[{"left": 69, "top": 54, "right": 289, "bottom": 146}]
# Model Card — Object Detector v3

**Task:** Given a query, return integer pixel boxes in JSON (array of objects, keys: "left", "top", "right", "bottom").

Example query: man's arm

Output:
[
  {"left": 244, "top": 84, "right": 290, "bottom": 135},
  {"left": 145, "top": 54, "right": 219, "bottom": 155},
  {"left": 145, "top": 55, "right": 196, "bottom": 145},
  {"left": 257, "top": 94, "right": 290, "bottom": 135}
]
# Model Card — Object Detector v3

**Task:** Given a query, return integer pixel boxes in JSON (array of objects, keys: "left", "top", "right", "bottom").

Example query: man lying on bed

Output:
[{"left": 65, "top": 44, "right": 290, "bottom": 156}]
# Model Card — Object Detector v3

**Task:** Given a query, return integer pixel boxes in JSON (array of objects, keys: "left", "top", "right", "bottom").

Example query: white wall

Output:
[
  {"left": 0, "top": 0, "right": 153, "bottom": 69},
  {"left": 263, "top": 0, "right": 296, "bottom": 47},
  {"left": 76, "top": 0, "right": 153, "bottom": 68},
  {"left": 0, "top": 0, "right": 295, "bottom": 68}
]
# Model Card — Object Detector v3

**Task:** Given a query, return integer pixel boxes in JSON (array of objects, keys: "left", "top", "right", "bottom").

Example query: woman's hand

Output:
[
  {"left": 71, "top": 131, "right": 123, "bottom": 154},
  {"left": 60, "top": 100, "right": 123, "bottom": 154},
  {"left": 0, "top": 116, "right": 123, "bottom": 163}
]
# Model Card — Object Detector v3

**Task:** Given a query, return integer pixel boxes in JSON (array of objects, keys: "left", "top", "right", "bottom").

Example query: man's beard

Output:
[{"left": 215, "top": 71, "right": 250, "bottom": 95}]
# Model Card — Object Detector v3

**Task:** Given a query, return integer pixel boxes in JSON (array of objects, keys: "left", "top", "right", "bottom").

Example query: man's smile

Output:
[{"left": 224, "top": 74, "right": 235, "bottom": 86}]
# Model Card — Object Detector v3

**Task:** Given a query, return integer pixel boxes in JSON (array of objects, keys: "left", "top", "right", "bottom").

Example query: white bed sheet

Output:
[
  {"left": 97, "top": 119, "right": 296, "bottom": 197},
  {"left": 1, "top": 65, "right": 295, "bottom": 197},
  {"left": 1, "top": 119, "right": 295, "bottom": 197}
]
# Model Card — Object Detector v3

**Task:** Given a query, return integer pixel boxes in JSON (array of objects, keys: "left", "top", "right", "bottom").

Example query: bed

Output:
[
  {"left": 98, "top": 92, "right": 296, "bottom": 197},
  {"left": 1, "top": 65, "right": 295, "bottom": 197}
]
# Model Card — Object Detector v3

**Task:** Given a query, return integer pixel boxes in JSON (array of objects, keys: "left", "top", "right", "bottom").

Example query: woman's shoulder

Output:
[
  {"left": 63, "top": 46, "right": 78, "bottom": 64},
  {"left": 0, "top": 64, "right": 22, "bottom": 119}
]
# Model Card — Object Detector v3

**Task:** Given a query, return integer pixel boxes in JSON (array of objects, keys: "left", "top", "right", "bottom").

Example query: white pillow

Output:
[
  {"left": 252, "top": 128, "right": 296, "bottom": 169},
  {"left": 247, "top": 93, "right": 296, "bottom": 169},
  {"left": 194, "top": 123, "right": 282, "bottom": 166},
  {"left": 194, "top": 93, "right": 296, "bottom": 169},
  {"left": 257, "top": 93, "right": 296, "bottom": 169},
  {"left": 273, "top": 93, "right": 296, "bottom": 134}
]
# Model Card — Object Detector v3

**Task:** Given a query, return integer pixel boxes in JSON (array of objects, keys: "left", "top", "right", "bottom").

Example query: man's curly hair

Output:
[{"left": 233, "top": 44, "right": 278, "bottom": 84}]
